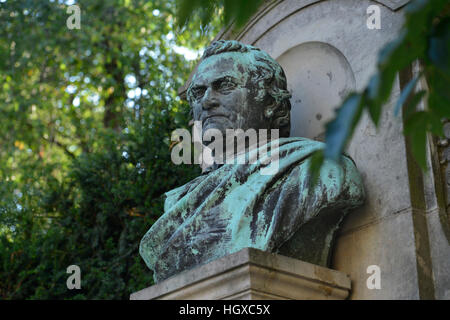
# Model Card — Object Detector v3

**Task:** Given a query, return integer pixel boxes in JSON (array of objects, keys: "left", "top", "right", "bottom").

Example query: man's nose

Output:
[{"left": 202, "top": 87, "right": 219, "bottom": 110}]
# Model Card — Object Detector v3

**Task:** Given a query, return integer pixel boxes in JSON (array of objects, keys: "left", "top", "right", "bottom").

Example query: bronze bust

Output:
[{"left": 139, "top": 40, "right": 365, "bottom": 283}]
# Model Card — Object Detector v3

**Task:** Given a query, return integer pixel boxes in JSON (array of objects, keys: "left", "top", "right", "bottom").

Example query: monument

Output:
[
  {"left": 133, "top": 0, "right": 450, "bottom": 300},
  {"left": 138, "top": 40, "right": 365, "bottom": 284}
]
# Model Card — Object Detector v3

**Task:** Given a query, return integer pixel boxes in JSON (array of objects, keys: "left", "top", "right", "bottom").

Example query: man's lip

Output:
[{"left": 202, "top": 114, "right": 228, "bottom": 122}]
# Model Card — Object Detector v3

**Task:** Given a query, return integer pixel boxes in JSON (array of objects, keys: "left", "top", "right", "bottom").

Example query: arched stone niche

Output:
[
  {"left": 276, "top": 42, "right": 355, "bottom": 140},
  {"left": 180, "top": 0, "right": 408, "bottom": 139}
]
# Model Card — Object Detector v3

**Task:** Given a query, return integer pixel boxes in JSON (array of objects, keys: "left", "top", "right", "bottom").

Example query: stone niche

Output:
[
  {"left": 178, "top": 0, "right": 450, "bottom": 299},
  {"left": 277, "top": 41, "right": 355, "bottom": 140}
]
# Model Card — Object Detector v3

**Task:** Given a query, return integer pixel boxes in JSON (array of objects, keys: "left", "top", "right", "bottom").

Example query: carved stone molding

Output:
[
  {"left": 435, "top": 120, "right": 450, "bottom": 244},
  {"left": 131, "top": 248, "right": 351, "bottom": 300},
  {"left": 374, "top": 0, "right": 410, "bottom": 10}
]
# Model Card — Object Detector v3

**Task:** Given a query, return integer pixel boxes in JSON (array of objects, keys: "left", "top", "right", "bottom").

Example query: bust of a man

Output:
[{"left": 140, "top": 40, "right": 365, "bottom": 283}]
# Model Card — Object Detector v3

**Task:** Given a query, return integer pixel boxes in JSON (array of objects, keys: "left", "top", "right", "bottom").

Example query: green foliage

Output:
[
  {"left": 177, "top": 0, "right": 450, "bottom": 175},
  {"left": 176, "top": 0, "right": 264, "bottom": 29},
  {"left": 324, "top": 94, "right": 363, "bottom": 162},
  {"left": 322, "top": 0, "right": 450, "bottom": 170},
  {"left": 0, "top": 0, "right": 214, "bottom": 299}
]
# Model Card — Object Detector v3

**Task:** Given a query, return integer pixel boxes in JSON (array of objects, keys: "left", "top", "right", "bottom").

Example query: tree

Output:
[{"left": 0, "top": 0, "right": 219, "bottom": 299}]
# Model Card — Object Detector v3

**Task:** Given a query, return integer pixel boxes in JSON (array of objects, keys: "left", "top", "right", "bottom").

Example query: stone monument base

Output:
[{"left": 130, "top": 248, "right": 351, "bottom": 300}]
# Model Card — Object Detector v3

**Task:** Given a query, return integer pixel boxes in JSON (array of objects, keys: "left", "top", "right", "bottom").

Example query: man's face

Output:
[{"left": 189, "top": 52, "right": 268, "bottom": 137}]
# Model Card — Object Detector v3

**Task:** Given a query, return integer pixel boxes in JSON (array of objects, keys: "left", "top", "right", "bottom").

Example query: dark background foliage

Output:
[{"left": 0, "top": 0, "right": 217, "bottom": 299}]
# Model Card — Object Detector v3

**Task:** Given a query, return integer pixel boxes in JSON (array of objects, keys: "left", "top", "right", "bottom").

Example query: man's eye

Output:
[
  {"left": 191, "top": 87, "right": 206, "bottom": 100},
  {"left": 218, "top": 81, "right": 236, "bottom": 91}
]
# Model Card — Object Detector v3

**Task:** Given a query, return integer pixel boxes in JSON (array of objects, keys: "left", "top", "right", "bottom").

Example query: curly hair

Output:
[{"left": 187, "top": 40, "right": 292, "bottom": 137}]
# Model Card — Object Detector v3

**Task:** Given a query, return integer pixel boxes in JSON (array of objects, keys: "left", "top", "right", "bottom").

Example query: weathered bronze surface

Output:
[{"left": 140, "top": 40, "right": 365, "bottom": 283}]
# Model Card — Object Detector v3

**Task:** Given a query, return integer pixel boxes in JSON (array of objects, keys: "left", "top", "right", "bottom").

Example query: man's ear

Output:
[
  {"left": 263, "top": 100, "right": 278, "bottom": 120},
  {"left": 251, "top": 66, "right": 272, "bottom": 102}
]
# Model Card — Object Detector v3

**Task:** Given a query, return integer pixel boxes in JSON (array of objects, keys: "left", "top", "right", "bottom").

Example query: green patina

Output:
[{"left": 139, "top": 40, "right": 365, "bottom": 282}]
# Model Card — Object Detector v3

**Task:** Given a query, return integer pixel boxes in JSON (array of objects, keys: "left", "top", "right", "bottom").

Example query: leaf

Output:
[
  {"left": 410, "top": 125, "right": 428, "bottom": 170},
  {"left": 307, "top": 149, "right": 324, "bottom": 189},
  {"left": 365, "top": 74, "right": 383, "bottom": 124},
  {"left": 425, "top": 66, "right": 450, "bottom": 118},
  {"left": 428, "top": 29, "right": 450, "bottom": 74},
  {"left": 324, "top": 94, "right": 363, "bottom": 162},
  {"left": 406, "top": 90, "right": 427, "bottom": 118},
  {"left": 404, "top": 111, "right": 429, "bottom": 169},
  {"left": 175, "top": 0, "right": 203, "bottom": 28},
  {"left": 365, "top": 68, "right": 397, "bottom": 126},
  {"left": 394, "top": 76, "right": 420, "bottom": 116},
  {"left": 377, "top": 31, "right": 406, "bottom": 67},
  {"left": 228, "top": 0, "right": 263, "bottom": 27},
  {"left": 427, "top": 110, "right": 444, "bottom": 136}
]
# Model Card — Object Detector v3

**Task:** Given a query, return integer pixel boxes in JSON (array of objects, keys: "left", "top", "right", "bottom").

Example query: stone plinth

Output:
[{"left": 130, "top": 248, "right": 351, "bottom": 300}]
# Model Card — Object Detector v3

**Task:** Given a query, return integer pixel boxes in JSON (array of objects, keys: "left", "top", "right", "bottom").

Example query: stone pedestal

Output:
[{"left": 130, "top": 248, "right": 351, "bottom": 300}]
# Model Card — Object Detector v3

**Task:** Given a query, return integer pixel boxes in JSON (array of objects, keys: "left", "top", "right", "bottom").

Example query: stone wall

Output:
[{"left": 180, "top": 0, "right": 450, "bottom": 299}]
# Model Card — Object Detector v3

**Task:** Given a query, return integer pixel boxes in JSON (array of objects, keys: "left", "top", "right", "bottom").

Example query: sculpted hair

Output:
[{"left": 188, "top": 40, "right": 292, "bottom": 137}]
